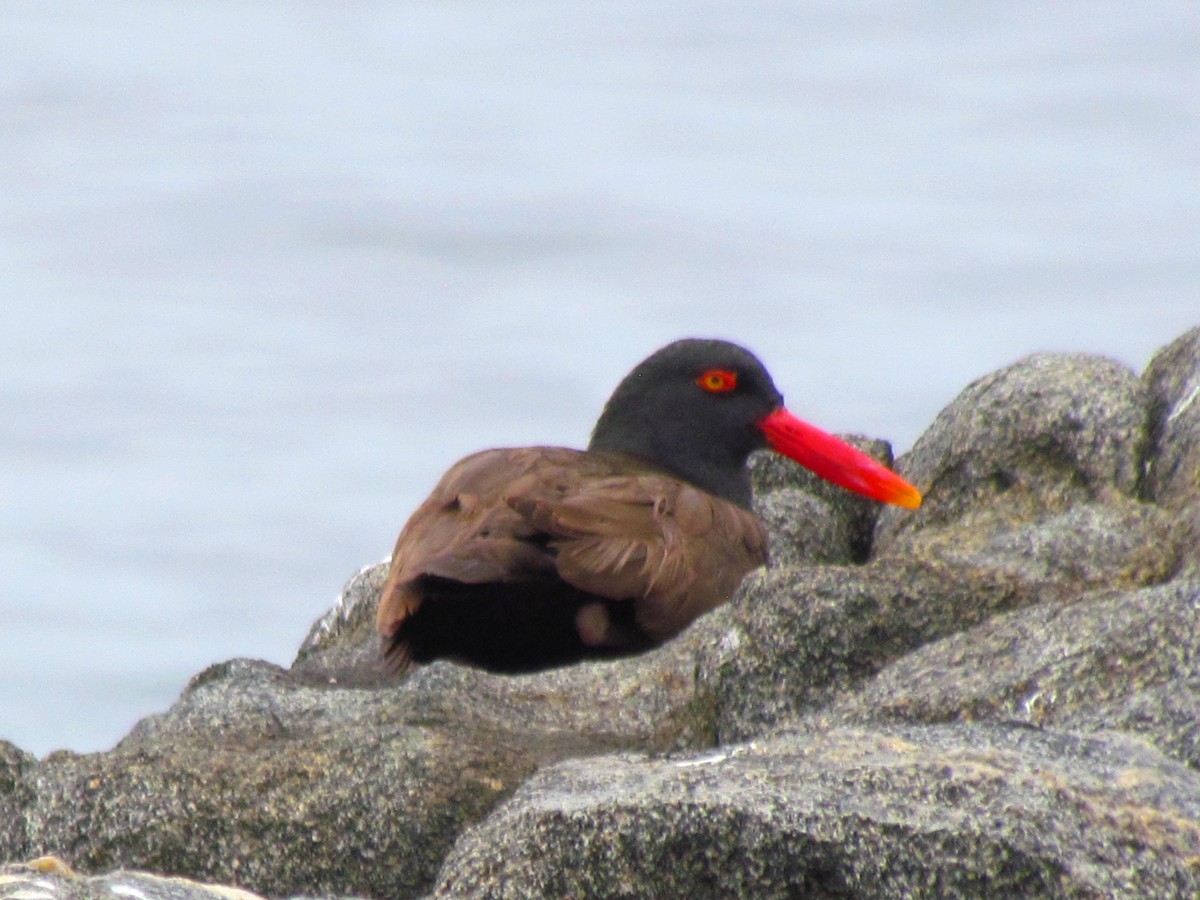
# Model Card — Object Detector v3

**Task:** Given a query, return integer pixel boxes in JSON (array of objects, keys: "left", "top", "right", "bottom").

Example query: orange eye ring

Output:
[{"left": 696, "top": 369, "right": 738, "bottom": 393}]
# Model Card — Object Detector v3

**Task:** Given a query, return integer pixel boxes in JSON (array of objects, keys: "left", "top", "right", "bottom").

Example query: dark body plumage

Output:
[{"left": 379, "top": 442, "right": 769, "bottom": 672}]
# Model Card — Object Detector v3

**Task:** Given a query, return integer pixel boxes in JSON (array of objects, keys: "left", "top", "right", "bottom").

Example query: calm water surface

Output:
[{"left": 1, "top": 2, "right": 1197, "bottom": 755}]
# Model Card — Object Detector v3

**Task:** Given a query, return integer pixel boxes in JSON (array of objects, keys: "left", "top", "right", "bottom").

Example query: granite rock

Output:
[
  {"left": 22, "top": 659, "right": 521, "bottom": 899},
  {"left": 1143, "top": 325, "right": 1200, "bottom": 574},
  {"left": 749, "top": 438, "right": 898, "bottom": 564},
  {"left": 825, "top": 579, "right": 1200, "bottom": 744},
  {"left": 0, "top": 742, "right": 35, "bottom": 860},
  {"left": 432, "top": 725, "right": 1200, "bottom": 899},
  {"left": 875, "top": 351, "right": 1150, "bottom": 553}
]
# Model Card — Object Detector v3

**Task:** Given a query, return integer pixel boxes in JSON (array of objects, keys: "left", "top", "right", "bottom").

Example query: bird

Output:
[{"left": 376, "top": 338, "right": 921, "bottom": 674}]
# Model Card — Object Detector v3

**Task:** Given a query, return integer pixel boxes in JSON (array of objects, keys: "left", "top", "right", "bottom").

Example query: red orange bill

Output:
[{"left": 758, "top": 408, "right": 922, "bottom": 509}]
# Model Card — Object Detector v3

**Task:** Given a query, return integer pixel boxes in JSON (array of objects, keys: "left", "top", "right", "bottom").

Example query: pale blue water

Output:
[{"left": 1, "top": 1, "right": 1197, "bottom": 757}]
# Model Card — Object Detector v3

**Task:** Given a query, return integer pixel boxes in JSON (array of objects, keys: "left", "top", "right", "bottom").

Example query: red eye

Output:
[{"left": 696, "top": 369, "right": 738, "bottom": 393}]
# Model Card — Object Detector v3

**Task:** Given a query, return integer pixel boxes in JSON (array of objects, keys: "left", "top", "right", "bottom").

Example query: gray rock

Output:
[
  {"left": 687, "top": 349, "right": 1169, "bottom": 751},
  {"left": 291, "top": 562, "right": 392, "bottom": 686},
  {"left": 753, "top": 489, "right": 858, "bottom": 568},
  {"left": 22, "top": 659, "right": 521, "bottom": 899},
  {"left": 750, "top": 439, "right": 896, "bottom": 563},
  {"left": 432, "top": 724, "right": 1200, "bottom": 899},
  {"left": 1144, "top": 325, "right": 1200, "bottom": 506},
  {"left": 876, "top": 352, "right": 1150, "bottom": 552},
  {"left": 0, "top": 742, "right": 35, "bottom": 859},
  {"left": 0, "top": 855, "right": 372, "bottom": 900},
  {"left": 910, "top": 498, "right": 1178, "bottom": 587},
  {"left": 697, "top": 560, "right": 1043, "bottom": 743},
  {"left": 698, "top": 496, "right": 1177, "bottom": 744},
  {"left": 12, "top": 631, "right": 717, "bottom": 897},
  {"left": 1143, "top": 325, "right": 1200, "bottom": 574},
  {"left": 867, "top": 353, "right": 1176, "bottom": 611},
  {"left": 1059, "top": 679, "right": 1200, "bottom": 773},
  {"left": 824, "top": 579, "right": 1200, "bottom": 770}
]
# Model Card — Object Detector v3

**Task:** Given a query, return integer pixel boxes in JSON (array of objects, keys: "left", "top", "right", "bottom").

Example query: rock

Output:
[
  {"left": 22, "top": 659, "right": 523, "bottom": 899},
  {"left": 685, "top": 351, "right": 1168, "bottom": 742},
  {"left": 1143, "top": 326, "right": 1200, "bottom": 574},
  {"left": 431, "top": 724, "right": 1200, "bottom": 898},
  {"left": 289, "top": 560, "right": 718, "bottom": 757},
  {"left": 12, "top": 631, "right": 717, "bottom": 897},
  {"left": 875, "top": 352, "right": 1150, "bottom": 552},
  {"left": 291, "top": 562, "right": 393, "bottom": 687},
  {"left": 901, "top": 499, "right": 1178, "bottom": 588},
  {"left": 753, "top": 488, "right": 856, "bottom": 568},
  {"left": 1144, "top": 325, "right": 1200, "bottom": 506},
  {"left": 1059, "top": 679, "right": 1200, "bottom": 773},
  {"left": 699, "top": 502, "right": 1177, "bottom": 743},
  {"left": 869, "top": 353, "right": 1176, "bottom": 597},
  {"left": 697, "top": 560, "right": 1041, "bottom": 743},
  {"left": 0, "top": 742, "right": 35, "bottom": 860},
  {"left": 750, "top": 438, "right": 897, "bottom": 564},
  {"left": 824, "top": 579, "right": 1200, "bottom": 766}
]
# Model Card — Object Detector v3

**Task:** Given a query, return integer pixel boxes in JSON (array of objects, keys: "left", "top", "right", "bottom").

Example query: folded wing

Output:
[
  {"left": 376, "top": 447, "right": 769, "bottom": 671},
  {"left": 506, "top": 472, "right": 768, "bottom": 641}
]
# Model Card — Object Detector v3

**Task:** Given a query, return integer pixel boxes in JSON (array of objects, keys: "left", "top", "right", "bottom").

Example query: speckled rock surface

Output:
[
  {"left": 0, "top": 743, "right": 34, "bottom": 861},
  {"left": 3, "top": 329, "right": 1200, "bottom": 899},
  {"left": 291, "top": 561, "right": 393, "bottom": 687},
  {"left": 697, "top": 558, "right": 1046, "bottom": 744},
  {"left": 875, "top": 352, "right": 1150, "bottom": 551},
  {"left": 432, "top": 725, "right": 1200, "bottom": 899},
  {"left": 22, "top": 659, "right": 522, "bottom": 899},
  {"left": 1143, "top": 326, "right": 1200, "bottom": 575},
  {"left": 749, "top": 438, "right": 897, "bottom": 565},
  {"left": 1144, "top": 326, "right": 1200, "bottom": 506},
  {"left": 823, "top": 579, "right": 1200, "bottom": 745},
  {"left": 698, "top": 347, "right": 1184, "bottom": 743}
]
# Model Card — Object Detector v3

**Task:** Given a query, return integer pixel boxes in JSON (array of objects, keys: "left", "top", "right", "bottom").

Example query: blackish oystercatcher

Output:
[{"left": 377, "top": 339, "right": 920, "bottom": 673}]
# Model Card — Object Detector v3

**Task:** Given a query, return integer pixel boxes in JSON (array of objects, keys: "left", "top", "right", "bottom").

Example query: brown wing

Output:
[
  {"left": 377, "top": 446, "right": 768, "bottom": 670},
  {"left": 377, "top": 447, "right": 619, "bottom": 668},
  {"left": 507, "top": 472, "right": 768, "bottom": 642}
]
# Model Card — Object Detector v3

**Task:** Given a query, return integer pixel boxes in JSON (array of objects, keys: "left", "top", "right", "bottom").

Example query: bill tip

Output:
[{"left": 891, "top": 484, "right": 923, "bottom": 509}]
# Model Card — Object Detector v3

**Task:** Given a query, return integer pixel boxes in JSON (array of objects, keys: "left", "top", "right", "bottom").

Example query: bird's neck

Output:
[{"left": 589, "top": 427, "right": 754, "bottom": 509}]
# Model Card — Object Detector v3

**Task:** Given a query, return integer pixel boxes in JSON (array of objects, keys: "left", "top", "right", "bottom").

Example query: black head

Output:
[{"left": 588, "top": 339, "right": 784, "bottom": 507}]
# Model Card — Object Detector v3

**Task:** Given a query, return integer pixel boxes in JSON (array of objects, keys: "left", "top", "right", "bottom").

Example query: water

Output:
[{"left": 1, "top": 1, "right": 1196, "bottom": 757}]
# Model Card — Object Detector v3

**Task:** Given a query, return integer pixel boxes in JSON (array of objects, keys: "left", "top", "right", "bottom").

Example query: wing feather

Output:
[
  {"left": 377, "top": 446, "right": 770, "bottom": 670},
  {"left": 507, "top": 474, "right": 768, "bottom": 641},
  {"left": 377, "top": 448, "right": 576, "bottom": 646}
]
